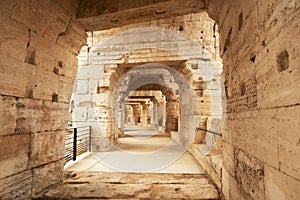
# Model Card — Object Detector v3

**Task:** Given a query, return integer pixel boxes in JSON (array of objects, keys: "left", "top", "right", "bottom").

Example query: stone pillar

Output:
[
  {"left": 162, "top": 99, "right": 167, "bottom": 128},
  {"left": 120, "top": 103, "right": 125, "bottom": 130},
  {"left": 131, "top": 104, "right": 141, "bottom": 125},
  {"left": 153, "top": 102, "right": 158, "bottom": 128},
  {"left": 141, "top": 102, "right": 149, "bottom": 127}
]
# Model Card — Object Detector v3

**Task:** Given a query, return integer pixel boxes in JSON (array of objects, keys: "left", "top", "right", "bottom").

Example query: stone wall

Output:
[
  {"left": 213, "top": 0, "right": 300, "bottom": 199},
  {"left": 0, "top": 1, "right": 86, "bottom": 199}
]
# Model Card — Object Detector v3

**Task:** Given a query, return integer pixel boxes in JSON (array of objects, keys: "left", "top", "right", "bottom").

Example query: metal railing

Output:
[
  {"left": 196, "top": 127, "right": 222, "bottom": 136},
  {"left": 64, "top": 126, "right": 91, "bottom": 162}
]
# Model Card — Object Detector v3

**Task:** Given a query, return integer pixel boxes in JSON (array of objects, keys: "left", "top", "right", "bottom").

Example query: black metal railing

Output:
[
  {"left": 64, "top": 126, "right": 91, "bottom": 162},
  {"left": 196, "top": 127, "right": 222, "bottom": 136}
]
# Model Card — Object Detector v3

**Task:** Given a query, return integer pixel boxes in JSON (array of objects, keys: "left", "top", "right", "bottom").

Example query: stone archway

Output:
[{"left": 73, "top": 25, "right": 223, "bottom": 154}]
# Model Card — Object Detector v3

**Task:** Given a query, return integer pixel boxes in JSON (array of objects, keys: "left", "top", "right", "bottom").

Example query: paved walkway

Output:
[
  {"left": 65, "top": 125, "right": 204, "bottom": 174},
  {"left": 43, "top": 126, "right": 219, "bottom": 199}
]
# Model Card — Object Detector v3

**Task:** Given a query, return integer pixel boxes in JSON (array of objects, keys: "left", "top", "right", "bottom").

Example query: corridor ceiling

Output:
[{"left": 75, "top": 0, "right": 221, "bottom": 31}]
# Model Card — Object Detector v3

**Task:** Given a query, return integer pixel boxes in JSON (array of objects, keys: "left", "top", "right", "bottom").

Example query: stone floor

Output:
[
  {"left": 41, "top": 126, "right": 220, "bottom": 199},
  {"left": 65, "top": 125, "right": 205, "bottom": 174}
]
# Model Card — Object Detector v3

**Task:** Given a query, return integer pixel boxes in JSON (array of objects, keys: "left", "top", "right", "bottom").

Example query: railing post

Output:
[
  {"left": 89, "top": 126, "right": 92, "bottom": 152},
  {"left": 73, "top": 128, "right": 77, "bottom": 161}
]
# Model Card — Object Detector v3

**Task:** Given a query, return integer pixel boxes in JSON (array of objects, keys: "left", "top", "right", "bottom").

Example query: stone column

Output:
[
  {"left": 141, "top": 102, "right": 149, "bottom": 127},
  {"left": 162, "top": 99, "right": 167, "bottom": 128},
  {"left": 120, "top": 103, "right": 124, "bottom": 130},
  {"left": 153, "top": 102, "right": 158, "bottom": 127}
]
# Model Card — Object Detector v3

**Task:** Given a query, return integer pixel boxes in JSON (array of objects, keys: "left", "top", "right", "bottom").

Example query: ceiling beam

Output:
[{"left": 77, "top": 0, "right": 206, "bottom": 31}]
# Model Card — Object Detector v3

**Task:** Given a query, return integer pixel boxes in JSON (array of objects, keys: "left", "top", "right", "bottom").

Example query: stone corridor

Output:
[{"left": 0, "top": 1, "right": 299, "bottom": 200}]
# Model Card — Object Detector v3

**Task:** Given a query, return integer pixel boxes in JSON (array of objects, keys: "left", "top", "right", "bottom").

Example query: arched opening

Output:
[{"left": 67, "top": 12, "right": 223, "bottom": 176}]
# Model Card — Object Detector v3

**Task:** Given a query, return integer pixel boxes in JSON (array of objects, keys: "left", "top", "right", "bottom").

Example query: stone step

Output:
[{"left": 40, "top": 172, "right": 220, "bottom": 199}]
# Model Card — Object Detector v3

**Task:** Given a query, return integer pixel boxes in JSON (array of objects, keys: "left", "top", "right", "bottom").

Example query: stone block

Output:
[
  {"left": 0, "top": 170, "right": 32, "bottom": 200},
  {"left": 0, "top": 134, "right": 30, "bottom": 179},
  {"left": 29, "top": 131, "right": 65, "bottom": 168},
  {"left": 0, "top": 95, "right": 17, "bottom": 135},
  {"left": 87, "top": 107, "right": 111, "bottom": 122},
  {"left": 222, "top": 141, "right": 236, "bottom": 177},
  {"left": 96, "top": 121, "right": 113, "bottom": 134},
  {"left": 16, "top": 98, "right": 69, "bottom": 133},
  {"left": 56, "top": 20, "right": 87, "bottom": 54},
  {"left": 54, "top": 46, "right": 80, "bottom": 76},
  {"left": 257, "top": 0, "right": 298, "bottom": 40},
  {"left": 30, "top": 67, "right": 60, "bottom": 101},
  {"left": 0, "top": 12, "right": 28, "bottom": 63},
  {"left": 72, "top": 107, "right": 88, "bottom": 122},
  {"left": 236, "top": 150, "right": 265, "bottom": 200},
  {"left": 73, "top": 94, "right": 92, "bottom": 107},
  {"left": 265, "top": 165, "right": 300, "bottom": 200},
  {"left": 58, "top": 76, "right": 75, "bottom": 103},
  {"left": 224, "top": 109, "right": 279, "bottom": 168},
  {"left": 228, "top": 172, "right": 253, "bottom": 200},
  {"left": 75, "top": 79, "right": 89, "bottom": 94},
  {"left": 256, "top": 17, "right": 300, "bottom": 108},
  {"left": 0, "top": 54, "right": 34, "bottom": 98},
  {"left": 91, "top": 136, "right": 113, "bottom": 152},
  {"left": 11, "top": 1, "right": 86, "bottom": 52},
  {"left": 77, "top": 65, "right": 104, "bottom": 79},
  {"left": 32, "top": 159, "right": 64, "bottom": 197},
  {"left": 92, "top": 94, "right": 111, "bottom": 106},
  {"left": 277, "top": 106, "right": 300, "bottom": 180},
  {"left": 1, "top": 44, "right": 59, "bottom": 101},
  {"left": 11, "top": 1, "right": 67, "bottom": 42},
  {"left": 89, "top": 79, "right": 98, "bottom": 94},
  {"left": 222, "top": 168, "right": 230, "bottom": 200},
  {"left": 99, "top": 76, "right": 110, "bottom": 87}
]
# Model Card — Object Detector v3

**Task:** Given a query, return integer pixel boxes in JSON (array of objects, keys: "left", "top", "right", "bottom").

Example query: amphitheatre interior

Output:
[{"left": 0, "top": 0, "right": 299, "bottom": 199}]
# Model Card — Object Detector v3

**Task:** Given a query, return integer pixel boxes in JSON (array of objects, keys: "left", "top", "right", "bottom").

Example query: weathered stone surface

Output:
[
  {"left": 77, "top": 65, "right": 105, "bottom": 79},
  {"left": 222, "top": 168, "right": 230, "bottom": 200},
  {"left": 29, "top": 131, "right": 66, "bottom": 168},
  {"left": 32, "top": 159, "right": 65, "bottom": 197},
  {"left": 43, "top": 171, "right": 219, "bottom": 199},
  {"left": 72, "top": 94, "right": 92, "bottom": 107},
  {"left": 0, "top": 54, "right": 35, "bottom": 98},
  {"left": 236, "top": 150, "right": 265, "bottom": 200},
  {"left": 75, "top": 79, "right": 89, "bottom": 94},
  {"left": 256, "top": 16, "right": 300, "bottom": 108},
  {"left": 0, "top": 12, "right": 28, "bottom": 62},
  {"left": 219, "top": 0, "right": 300, "bottom": 198},
  {"left": 265, "top": 165, "right": 300, "bottom": 200},
  {"left": 72, "top": 107, "right": 88, "bottom": 121},
  {"left": 0, "top": 1, "right": 86, "bottom": 197},
  {"left": 277, "top": 105, "right": 300, "bottom": 180},
  {"left": 224, "top": 109, "right": 279, "bottom": 168},
  {"left": 190, "top": 144, "right": 223, "bottom": 190},
  {"left": 87, "top": 107, "right": 112, "bottom": 121},
  {"left": 222, "top": 141, "right": 236, "bottom": 177},
  {"left": 91, "top": 94, "right": 111, "bottom": 106},
  {"left": 16, "top": 98, "right": 69, "bottom": 133},
  {"left": 0, "top": 95, "right": 17, "bottom": 135},
  {"left": 10, "top": 1, "right": 86, "bottom": 52},
  {"left": 0, "top": 170, "right": 32, "bottom": 200},
  {"left": 77, "top": 0, "right": 206, "bottom": 31},
  {"left": 0, "top": 134, "right": 30, "bottom": 179},
  {"left": 58, "top": 76, "right": 76, "bottom": 103}
]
